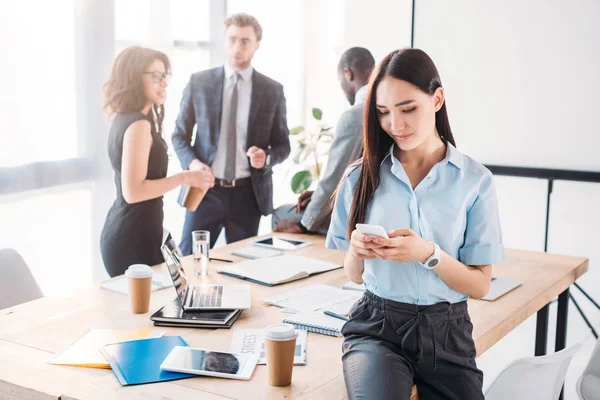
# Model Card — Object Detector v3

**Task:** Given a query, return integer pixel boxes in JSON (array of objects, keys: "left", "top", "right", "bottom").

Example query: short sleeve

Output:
[
  {"left": 458, "top": 173, "right": 507, "bottom": 265},
  {"left": 325, "top": 168, "right": 357, "bottom": 252}
]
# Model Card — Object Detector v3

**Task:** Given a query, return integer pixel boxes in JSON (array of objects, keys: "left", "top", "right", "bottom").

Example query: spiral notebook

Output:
[{"left": 283, "top": 311, "right": 347, "bottom": 337}]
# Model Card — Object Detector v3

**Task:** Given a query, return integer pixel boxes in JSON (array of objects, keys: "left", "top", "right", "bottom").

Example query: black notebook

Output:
[{"left": 151, "top": 298, "right": 241, "bottom": 327}]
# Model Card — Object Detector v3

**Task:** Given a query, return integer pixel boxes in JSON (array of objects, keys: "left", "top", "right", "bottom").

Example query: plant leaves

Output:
[
  {"left": 290, "top": 126, "right": 304, "bottom": 135},
  {"left": 291, "top": 170, "right": 313, "bottom": 194},
  {"left": 321, "top": 126, "right": 332, "bottom": 131},
  {"left": 312, "top": 108, "right": 323, "bottom": 121}
]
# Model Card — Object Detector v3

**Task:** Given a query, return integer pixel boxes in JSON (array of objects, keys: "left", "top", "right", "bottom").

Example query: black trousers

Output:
[
  {"left": 180, "top": 184, "right": 261, "bottom": 255},
  {"left": 341, "top": 291, "right": 484, "bottom": 400}
]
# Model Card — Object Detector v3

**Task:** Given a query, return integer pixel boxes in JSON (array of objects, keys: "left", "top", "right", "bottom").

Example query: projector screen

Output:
[{"left": 413, "top": 0, "right": 600, "bottom": 172}]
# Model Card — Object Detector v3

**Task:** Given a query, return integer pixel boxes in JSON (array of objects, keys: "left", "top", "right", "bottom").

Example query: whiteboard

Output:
[{"left": 413, "top": 0, "right": 600, "bottom": 171}]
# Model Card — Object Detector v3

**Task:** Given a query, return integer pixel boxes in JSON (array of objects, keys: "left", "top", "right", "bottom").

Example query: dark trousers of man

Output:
[
  {"left": 341, "top": 290, "right": 484, "bottom": 400},
  {"left": 180, "top": 180, "right": 261, "bottom": 255}
]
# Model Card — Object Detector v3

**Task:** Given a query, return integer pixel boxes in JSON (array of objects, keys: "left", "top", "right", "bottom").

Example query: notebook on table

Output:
[
  {"left": 151, "top": 298, "right": 242, "bottom": 328},
  {"left": 153, "top": 318, "right": 239, "bottom": 329},
  {"left": 217, "top": 255, "right": 342, "bottom": 286},
  {"left": 283, "top": 311, "right": 347, "bottom": 337},
  {"left": 482, "top": 277, "right": 523, "bottom": 301},
  {"left": 100, "top": 336, "right": 196, "bottom": 386}
]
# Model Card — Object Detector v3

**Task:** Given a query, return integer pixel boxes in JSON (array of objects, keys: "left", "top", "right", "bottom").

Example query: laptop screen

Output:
[{"left": 161, "top": 243, "right": 189, "bottom": 305}]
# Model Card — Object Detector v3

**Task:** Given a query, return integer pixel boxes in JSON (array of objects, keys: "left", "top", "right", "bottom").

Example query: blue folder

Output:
[{"left": 100, "top": 335, "right": 196, "bottom": 386}]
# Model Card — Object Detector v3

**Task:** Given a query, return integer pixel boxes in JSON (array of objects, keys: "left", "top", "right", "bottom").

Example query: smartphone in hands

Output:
[{"left": 355, "top": 224, "right": 389, "bottom": 239}]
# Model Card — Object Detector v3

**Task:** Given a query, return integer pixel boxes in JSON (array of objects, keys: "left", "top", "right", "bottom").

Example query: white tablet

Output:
[
  {"left": 251, "top": 236, "right": 311, "bottom": 251},
  {"left": 160, "top": 346, "right": 258, "bottom": 380}
]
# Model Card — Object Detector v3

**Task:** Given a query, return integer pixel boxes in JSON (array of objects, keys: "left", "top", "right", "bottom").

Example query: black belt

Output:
[{"left": 215, "top": 177, "right": 251, "bottom": 188}]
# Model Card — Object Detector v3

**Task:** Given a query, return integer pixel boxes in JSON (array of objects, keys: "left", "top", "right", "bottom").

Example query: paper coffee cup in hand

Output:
[
  {"left": 264, "top": 324, "right": 298, "bottom": 386},
  {"left": 125, "top": 264, "right": 153, "bottom": 314}
]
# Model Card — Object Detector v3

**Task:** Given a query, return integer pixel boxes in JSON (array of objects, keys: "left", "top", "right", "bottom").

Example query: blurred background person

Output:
[
  {"left": 100, "top": 46, "right": 214, "bottom": 278},
  {"left": 172, "top": 13, "right": 291, "bottom": 253},
  {"left": 273, "top": 47, "right": 375, "bottom": 234}
]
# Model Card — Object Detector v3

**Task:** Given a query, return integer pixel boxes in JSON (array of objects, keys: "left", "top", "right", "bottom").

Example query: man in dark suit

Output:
[{"left": 172, "top": 13, "right": 290, "bottom": 254}]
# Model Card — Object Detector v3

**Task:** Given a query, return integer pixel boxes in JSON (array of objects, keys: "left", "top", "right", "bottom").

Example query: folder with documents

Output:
[
  {"left": 100, "top": 336, "right": 196, "bottom": 386},
  {"left": 49, "top": 329, "right": 165, "bottom": 369}
]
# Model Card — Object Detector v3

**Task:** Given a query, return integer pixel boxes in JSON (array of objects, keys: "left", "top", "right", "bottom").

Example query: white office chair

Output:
[
  {"left": 577, "top": 336, "right": 600, "bottom": 400},
  {"left": 0, "top": 248, "right": 43, "bottom": 309},
  {"left": 484, "top": 341, "right": 583, "bottom": 400}
]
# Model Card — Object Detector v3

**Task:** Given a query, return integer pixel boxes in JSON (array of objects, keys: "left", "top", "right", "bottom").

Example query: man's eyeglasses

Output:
[{"left": 143, "top": 71, "right": 172, "bottom": 84}]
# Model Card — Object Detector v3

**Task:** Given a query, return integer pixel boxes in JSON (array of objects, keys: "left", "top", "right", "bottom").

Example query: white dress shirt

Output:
[{"left": 212, "top": 63, "right": 253, "bottom": 179}]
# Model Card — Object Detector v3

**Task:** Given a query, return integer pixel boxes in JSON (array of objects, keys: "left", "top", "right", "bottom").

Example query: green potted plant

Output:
[{"left": 288, "top": 108, "right": 334, "bottom": 194}]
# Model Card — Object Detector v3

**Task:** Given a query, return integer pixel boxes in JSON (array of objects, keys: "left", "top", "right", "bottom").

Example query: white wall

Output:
[
  {"left": 413, "top": 0, "right": 600, "bottom": 171},
  {"left": 412, "top": 1, "right": 600, "bottom": 397}
]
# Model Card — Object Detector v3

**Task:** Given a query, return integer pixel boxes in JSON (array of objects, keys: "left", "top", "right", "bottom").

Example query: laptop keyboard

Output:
[{"left": 191, "top": 285, "right": 223, "bottom": 308}]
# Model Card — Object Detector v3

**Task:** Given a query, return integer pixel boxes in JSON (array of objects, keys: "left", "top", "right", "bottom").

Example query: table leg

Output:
[
  {"left": 556, "top": 288, "right": 569, "bottom": 400},
  {"left": 535, "top": 304, "right": 549, "bottom": 356}
]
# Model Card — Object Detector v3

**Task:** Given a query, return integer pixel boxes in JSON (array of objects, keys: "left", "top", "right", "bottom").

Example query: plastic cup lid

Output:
[
  {"left": 125, "top": 264, "right": 153, "bottom": 279},
  {"left": 264, "top": 323, "right": 297, "bottom": 341}
]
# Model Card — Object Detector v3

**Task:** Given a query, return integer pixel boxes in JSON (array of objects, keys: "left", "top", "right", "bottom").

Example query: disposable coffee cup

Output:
[
  {"left": 125, "top": 264, "right": 153, "bottom": 314},
  {"left": 184, "top": 187, "right": 207, "bottom": 211},
  {"left": 264, "top": 323, "right": 298, "bottom": 386}
]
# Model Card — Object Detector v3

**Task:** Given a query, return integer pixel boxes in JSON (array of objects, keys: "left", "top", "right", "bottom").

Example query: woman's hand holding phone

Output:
[
  {"left": 369, "top": 228, "right": 434, "bottom": 263},
  {"left": 348, "top": 228, "right": 387, "bottom": 260}
]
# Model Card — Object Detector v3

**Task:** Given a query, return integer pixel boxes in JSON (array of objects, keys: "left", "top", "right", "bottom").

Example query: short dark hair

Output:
[{"left": 338, "top": 47, "right": 375, "bottom": 76}]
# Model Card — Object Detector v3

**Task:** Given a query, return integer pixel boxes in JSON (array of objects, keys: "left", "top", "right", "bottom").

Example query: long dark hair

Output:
[
  {"left": 103, "top": 46, "right": 171, "bottom": 136},
  {"left": 346, "top": 48, "right": 455, "bottom": 237}
]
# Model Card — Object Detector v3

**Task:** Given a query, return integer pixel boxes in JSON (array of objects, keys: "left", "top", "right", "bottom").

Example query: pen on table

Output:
[
  {"left": 323, "top": 310, "right": 349, "bottom": 322},
  {"left": 209, "top": 257, "right": 234, "bottom": 263}
]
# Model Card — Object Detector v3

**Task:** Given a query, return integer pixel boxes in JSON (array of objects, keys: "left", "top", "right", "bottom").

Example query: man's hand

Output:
[
  {"left": 246, "top": 146, "right": 267, "bottom": 169},
  {"left": 296, "top": 190, "right": 314, "bottom": 213},
  {"left": 187, "top": 159, "right": 214, "bottom": 187},
  {"left": 274, "top": 219, "right": 305, "bottom": 233}
]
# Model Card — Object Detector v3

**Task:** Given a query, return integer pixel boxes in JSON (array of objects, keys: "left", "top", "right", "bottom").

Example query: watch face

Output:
[{"left": 428, "top": 259, "right": 439, "bottom": 268}]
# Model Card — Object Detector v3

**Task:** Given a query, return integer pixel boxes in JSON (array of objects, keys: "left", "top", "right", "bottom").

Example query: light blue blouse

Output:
[{"left": 326, "top": 144, "right": 506, "bottom": 305}]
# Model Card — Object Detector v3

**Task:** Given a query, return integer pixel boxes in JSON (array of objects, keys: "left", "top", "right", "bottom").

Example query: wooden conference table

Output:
[{"left": 0, "top": 233, "right": 588, "bottom": 400}]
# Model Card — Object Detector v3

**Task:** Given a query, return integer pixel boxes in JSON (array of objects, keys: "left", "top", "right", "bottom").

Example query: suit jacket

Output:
[
  {"left": 172, "top": 67, "right": 291, "bottom": 216},
  {"left": 300, "top": 101, "right": 365, "bottom": 233}
]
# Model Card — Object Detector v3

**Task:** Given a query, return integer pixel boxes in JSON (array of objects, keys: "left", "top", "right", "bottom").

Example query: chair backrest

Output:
[
  {"left": 485, "top": 341, "right": 583, "bottom": 400},
  {"left": 0, "top": 248, "right": 43, "bottom": 309},
  {"left": 577, "top": 336, "right": 600, "bottom": 400}
]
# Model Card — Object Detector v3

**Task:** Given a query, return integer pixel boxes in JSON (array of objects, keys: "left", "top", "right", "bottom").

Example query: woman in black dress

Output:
[{"left": 100, "top": 47, "right": 214, "bottom": 277}]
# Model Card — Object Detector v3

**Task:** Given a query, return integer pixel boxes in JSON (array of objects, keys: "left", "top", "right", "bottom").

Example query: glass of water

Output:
[{"left": 191, "top": 230, "right": 210, "bottom": 276}]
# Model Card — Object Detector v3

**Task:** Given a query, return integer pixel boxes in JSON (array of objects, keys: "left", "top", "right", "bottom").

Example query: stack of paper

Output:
[
  {"left": 101, "top": 273, "right": 173, "bottom": 295},
  {"left": 263, "top": 284, "right": 361, "bottom": 314}
]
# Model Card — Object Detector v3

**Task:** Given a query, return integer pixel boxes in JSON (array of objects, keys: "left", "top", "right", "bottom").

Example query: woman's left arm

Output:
[{"left": 370, "top": 229, "right": 492, "bottom": 299}]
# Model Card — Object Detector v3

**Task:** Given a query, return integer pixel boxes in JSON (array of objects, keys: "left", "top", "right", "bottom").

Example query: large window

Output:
[{"left": 0, "top": 1, "right": 77, "bottom": 168}]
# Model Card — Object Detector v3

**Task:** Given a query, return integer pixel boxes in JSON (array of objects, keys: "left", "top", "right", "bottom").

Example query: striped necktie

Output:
[{"left": 224, "top": 73, "right": 240, "bottom": 182}]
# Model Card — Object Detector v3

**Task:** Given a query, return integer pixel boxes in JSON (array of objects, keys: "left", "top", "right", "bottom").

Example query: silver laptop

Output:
[
  {"left": 482, "top": 277, "right": 523, "bottom": 301},
  {"left": 161, "top": 244, "right": 251, "bottom": 310}
]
